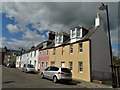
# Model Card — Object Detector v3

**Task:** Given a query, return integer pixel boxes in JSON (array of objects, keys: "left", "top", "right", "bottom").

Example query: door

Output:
[{"left": 61, "top": 62, "right": 65, "bottom": 67}]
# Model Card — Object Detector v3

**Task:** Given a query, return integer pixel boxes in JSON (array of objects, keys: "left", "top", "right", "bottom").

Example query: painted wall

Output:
[
  {"left": 28, "top": 50, "right": 39, "bottom": 71},
  {"left": 16, "top": 56, "right": 21, "bottom": 68},
  {"left": 39, "top": 49, "right": 49, "bottom": 73},
  {"left": 48, "top": 40, "right": 91, "bottom": 82},
  {"left": 21, "top": 53, "right": 29, "bottom": 68},
  {"left": 90, "top": 22, "right": 111, "bottom": 79}
]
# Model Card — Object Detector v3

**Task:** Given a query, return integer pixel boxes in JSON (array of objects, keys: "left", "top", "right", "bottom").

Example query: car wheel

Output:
[
  {"left": 53, "top": 76, "right": 58, "bottom": 83},
  {"left": 25, "top": 69, "right": 27, "bottom": 73},
  {"left": 41, "top": 73, "right": 44, "bottom": 79}
]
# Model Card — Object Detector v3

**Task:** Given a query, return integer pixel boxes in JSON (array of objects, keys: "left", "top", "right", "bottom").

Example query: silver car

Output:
[
  {"left": 22, "top": 64, "right": 35, "bottom": 73},
  {"left": 41, "top": 66, "right": 72, "bottom": 83}
]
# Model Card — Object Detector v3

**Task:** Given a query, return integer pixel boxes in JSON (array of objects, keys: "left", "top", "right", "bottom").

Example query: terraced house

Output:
[{"left": 48, "top": 13, "right": 111, "bottom": 82}]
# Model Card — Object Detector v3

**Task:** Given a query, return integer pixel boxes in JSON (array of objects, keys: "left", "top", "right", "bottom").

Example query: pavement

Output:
[{"left": 76, "top": 79, "right": 112, "bottom": 88}]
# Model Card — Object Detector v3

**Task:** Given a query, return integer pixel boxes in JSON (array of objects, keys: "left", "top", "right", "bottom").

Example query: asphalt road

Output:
[{"left": 2, "top": 66, "right": 85, "bottom": 88}]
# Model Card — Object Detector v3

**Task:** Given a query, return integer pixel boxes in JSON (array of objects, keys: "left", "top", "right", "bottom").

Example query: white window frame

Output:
[
  {"left": 70, "top": 44, "right": 73, "bottom": 53},
  {"left": 69, "top": 61, "right": 73, "bottom": 70},
  {"left": 78, "top": 61, "right": 83, "bottom": 73},
  {"left": 79, "top": 42, "right": 83, "bottom": 53},
  {"left": 42, "top": 62, "right": 44, "bottom": 67}
]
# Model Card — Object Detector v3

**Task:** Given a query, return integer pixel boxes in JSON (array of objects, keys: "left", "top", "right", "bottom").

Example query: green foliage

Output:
[{"left": 113, "top": 59, "right": 120, "bottom": 65}]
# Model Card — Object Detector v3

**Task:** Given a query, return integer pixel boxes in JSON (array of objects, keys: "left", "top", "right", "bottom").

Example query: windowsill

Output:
[
  {"left": 79, "top": 71, "right": 83, "bottom": 73},
  {"left": 70, "top": 53, "right": 73, "bottom": 54},
  {"left": 79, "top": 52, "right": 83, "bottom": 53}
]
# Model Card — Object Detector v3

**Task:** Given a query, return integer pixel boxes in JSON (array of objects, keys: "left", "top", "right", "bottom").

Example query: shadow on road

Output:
[
  {"left": 26, "top": 71, "right": 39, "bottom": 74},
  {"left": 58, "top": 80, "right": 81, "bottom": 85},
  {"left": 43, "top": 78, "right": 81, "bottom": 85},
  {"left": 3, "top": 80, "right": 14, "bottom": 84}
]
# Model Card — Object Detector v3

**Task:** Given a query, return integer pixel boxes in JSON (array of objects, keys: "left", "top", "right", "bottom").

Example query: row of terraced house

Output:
[{"left": 15, "top": 13, "right": 111, "bottom": 82}]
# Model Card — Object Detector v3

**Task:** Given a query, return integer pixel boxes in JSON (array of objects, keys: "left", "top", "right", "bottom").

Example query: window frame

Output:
[
  {"left": 69, "top": 61, "right": 73, "bottom": 70},
  {"left": 53, "top": 48, "right": 56, "bottom": 55},
  {"left": 46, "top": 50, "right": 48, "bottom": 56},
  {"left": 79, "top": 42, "right": 83, "bottom": 53},
  {"left": 41, "top": 62, "right": 44, "bottom": 67},
  {"left": 78, "top": 61, "right": 83, "bottom": 73},
  {"left": 70, "top": 44, "right": 73, "bottom": 53}
]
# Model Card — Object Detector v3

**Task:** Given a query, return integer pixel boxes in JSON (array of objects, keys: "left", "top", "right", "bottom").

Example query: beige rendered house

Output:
[{"left": 48, "top": 13, "right": 111, "bottom": 82}]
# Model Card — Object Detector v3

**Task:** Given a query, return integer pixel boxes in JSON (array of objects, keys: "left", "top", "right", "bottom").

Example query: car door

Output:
[
  {"left": 44, "top": 67, "right": 51, "bottom": 78},
  {"left": 49, "top": 67, "right": 59, "bottom": 79}
]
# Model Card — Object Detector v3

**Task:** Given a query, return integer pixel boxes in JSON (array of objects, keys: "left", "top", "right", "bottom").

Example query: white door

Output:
[{"left": 61, "top": 62, "right": 65, "bottom": 67}]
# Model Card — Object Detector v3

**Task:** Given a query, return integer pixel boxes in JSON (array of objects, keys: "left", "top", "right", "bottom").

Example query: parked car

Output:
[
  {"left": 7, "top": 63, "right": 16, "bottom": 68},
  {"left": 22, "top": 64, "right": 36, "bottom": 73},
  {"left": 41, "top": 66, "right": 72, "bottom": 83}
]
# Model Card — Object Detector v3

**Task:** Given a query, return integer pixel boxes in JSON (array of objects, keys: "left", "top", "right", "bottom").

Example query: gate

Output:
[{"left": 112, "top": 65, "right": 120, "bottom": 88}]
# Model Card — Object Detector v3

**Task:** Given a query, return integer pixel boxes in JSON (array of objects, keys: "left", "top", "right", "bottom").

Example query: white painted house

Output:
[
  {"left": 16, "top": 55, "right": 21, "bottom": 68},
  {"left": 28, "top": 49, "right": 40, "bottom": 71}
]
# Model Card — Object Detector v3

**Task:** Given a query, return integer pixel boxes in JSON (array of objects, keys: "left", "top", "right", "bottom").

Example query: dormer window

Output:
[
  {"left": 43, "top": 42, "right": 47, "bottom": 48},
  {"left": 72, "top": 29, "right": 76, "bottom": 37},
  {"left": 55, "top": 33, "right": 64, "bottom": 46},
  {"left": 77, "top": 29, "right": 80, "bottom": 37},
  {"left": 70, "top": 26, "right": 88, "bottom": 43}
]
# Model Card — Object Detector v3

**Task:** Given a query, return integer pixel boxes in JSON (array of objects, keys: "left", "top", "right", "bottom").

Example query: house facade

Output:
[
  {"left": 48, "top": 13, "right": 111, "bottom": 82},
  {"left": 38, "top": 31, "right": 55, "bottom": 72},
  {"left": 4, "top": 49, "right": 20, "bottom": 66},
  {"left": 48, "top": 40, "right": 91, "bottom": 81},
  {"left": 16, "top": 55, "right": 21, "bottom": 68}
]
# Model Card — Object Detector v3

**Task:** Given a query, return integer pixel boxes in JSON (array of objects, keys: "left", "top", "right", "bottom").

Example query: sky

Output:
[{"left": 0, "top": 1, "right": 119, "bottom": 58}]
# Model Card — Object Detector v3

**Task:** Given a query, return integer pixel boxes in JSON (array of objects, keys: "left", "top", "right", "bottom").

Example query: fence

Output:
[{"left": 92, "top": 71, "right": 112, "bottom": 81}]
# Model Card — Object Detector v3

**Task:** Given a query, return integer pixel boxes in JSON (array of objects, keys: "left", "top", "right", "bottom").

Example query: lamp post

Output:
[{"left": 99, "top": 3, "right": 117, "bottom": 88}]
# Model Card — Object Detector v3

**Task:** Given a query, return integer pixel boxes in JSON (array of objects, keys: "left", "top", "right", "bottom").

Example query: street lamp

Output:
[{"left": 99, "top": 3, "right": 117, "bottom": 88}]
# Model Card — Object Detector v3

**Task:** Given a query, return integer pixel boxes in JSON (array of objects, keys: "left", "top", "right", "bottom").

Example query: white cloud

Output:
[
  {"left": 2, "top": 2, "right": 118, "bottom": 51},
  {"left": 6, "top": 24, "right": 20, "bottom": 33},
  {"left": 2, "top": 38, "right": 43, "bottom": 50},
  {"left": 23, "top": 30, "right": 44, "bottom": 41}
]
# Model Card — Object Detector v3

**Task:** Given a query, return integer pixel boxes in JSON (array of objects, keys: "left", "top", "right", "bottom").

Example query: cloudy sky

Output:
[{"left": 0, "top": 1, "right": 119, "bottom": 57}]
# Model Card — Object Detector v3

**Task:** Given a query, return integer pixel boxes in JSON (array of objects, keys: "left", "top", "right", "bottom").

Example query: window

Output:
[
  {"left": 70, "top": 44, "right": 73, "bottom": 53},
  {"left": 53, "top": 48, "right": 56, "bottom": 55},
  {"left": 78, "top": 61, "right": 83, "bottom": 72},
  {"left": 42, "top": 62, "right": 44, "bottom": 67},
  {"left": 79, "top": 42, "right": 83, "bottom": 52},
  {"left": 69, "top": 61, "right": 73, "bottom": 70},
  {"left": 46, "top": 50, "right": 48, "bottom": 56},
  {"left": 34, "top": 60, "right": 36, "bottom": 67},
  {"left": 51, "top": 61, "right": 55, "bottom": 66},
  {"left": 39, "top": 51, "right": 41, "bottom": 57},
  {"left": 34, "top": 51, "right": 36, "bottom": 57},
  {"left": 72, "top": 29, "right": 75, "bottom": 37},
  {"left": 31, "top": 52, "right": 32, "bottom": 57},
  {"left": 46, "top": 62, "right": 48, "bottom": 67},
  {"left": 30, "top": 61, "right": 31, "bottom": 64},
  {"left": 59, "top": 35, "right": 62, "bottom": 43},
  {"left": 77, "top": 28, "right": 80, "bottom": 36},
  {"left": 41, "top": 51, "right": 44, "bottom": 56},
  {"left": 50, "top": 67, "right": 59, "bottom": 71},
  {"left": 62, "top": 46, "right": 64, "bottom": 55},
  {"left": 56, "top": 35, "right": 59, "bottom": 43}
]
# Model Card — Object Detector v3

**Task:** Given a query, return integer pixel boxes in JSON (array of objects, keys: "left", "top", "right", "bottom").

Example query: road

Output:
[{"left": 2, "top": 66, "right": 85, "bottom": 88}]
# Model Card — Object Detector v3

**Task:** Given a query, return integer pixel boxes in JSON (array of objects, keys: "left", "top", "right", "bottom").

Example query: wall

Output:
[
  {"left": 48, "top": 40, "right": 91, "bottom": 82},
  {"left": 29, "top": 50, "right": 39, "bottom": 71},
  {"left": 90, "top": 22, "right": 111, "bottom": 79},
  {"left": 39, "top": 49, "right": 49, "bottom": 73}
]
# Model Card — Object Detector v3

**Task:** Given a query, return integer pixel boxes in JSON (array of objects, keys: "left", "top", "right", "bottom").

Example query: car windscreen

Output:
[
  {"left": 27, "top": 64, "right": 34, "bottom": 68},
  {"left": 61, "top": 68, "right": 71, "bottom": 73}
]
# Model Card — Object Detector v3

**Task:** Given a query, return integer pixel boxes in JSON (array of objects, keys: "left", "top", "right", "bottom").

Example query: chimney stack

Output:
[{"left": 95, "top": 13, "right": 100, "bottom": 27}]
